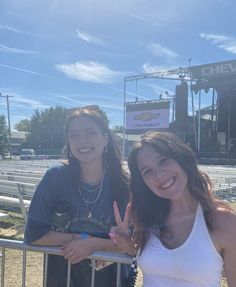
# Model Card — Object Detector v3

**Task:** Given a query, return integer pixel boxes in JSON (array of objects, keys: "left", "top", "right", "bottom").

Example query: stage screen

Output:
[{"left": 125, "top": 101, "right": 170, "bottom": 134}]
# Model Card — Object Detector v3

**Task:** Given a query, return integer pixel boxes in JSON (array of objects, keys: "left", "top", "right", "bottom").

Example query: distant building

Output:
[
  {"left": 195, "top": 105, "right": 217, "bottom": 121},
  {"left": 10, "top": 131, "right": 28, "bottom": 155}
]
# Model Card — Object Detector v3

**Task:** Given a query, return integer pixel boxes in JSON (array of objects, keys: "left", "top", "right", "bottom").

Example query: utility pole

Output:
[{"left": 0, "top": 93, "right": 14, "bottom": 155}]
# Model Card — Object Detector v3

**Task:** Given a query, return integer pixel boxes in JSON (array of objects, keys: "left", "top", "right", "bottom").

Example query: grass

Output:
[
  {"left": 229, "top": 201, "right": 236, "bottom": 210},
  {"left": 0, "top": 208, "right": 24, "bottom": 240}
]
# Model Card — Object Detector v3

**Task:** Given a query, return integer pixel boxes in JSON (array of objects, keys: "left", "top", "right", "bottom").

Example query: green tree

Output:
[
  {"left": 24, "top": 106, "right": 110, "bottom": 152},
  {"left": 26, "top": 106, "right": 66, "bottom": 151},
  {"left": 112, "top": 125, "right": 124, "bottom": 133},
  {"left": 99, "top": 109, "right": 109, "bottom": 126},
  {"left": 15, "top": 119, "right": 30, "bottom": 132},
  {"left": 0, "top": 114, "right": 8, "bottom": 155}
]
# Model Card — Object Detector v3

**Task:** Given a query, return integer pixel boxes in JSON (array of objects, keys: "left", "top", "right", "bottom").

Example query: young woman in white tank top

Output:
[{"left": 110, "top": 132, "right": 236, "bottom": 287}]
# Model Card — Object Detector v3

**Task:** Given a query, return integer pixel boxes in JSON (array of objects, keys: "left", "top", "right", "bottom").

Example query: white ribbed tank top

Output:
[{"left": 138, "top": 204, "right": 223, "bottom": 287}]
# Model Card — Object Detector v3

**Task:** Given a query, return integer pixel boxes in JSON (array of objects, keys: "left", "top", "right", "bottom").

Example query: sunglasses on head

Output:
[{"left": 66, "top": 105, "right": 100, "bottom": 115}]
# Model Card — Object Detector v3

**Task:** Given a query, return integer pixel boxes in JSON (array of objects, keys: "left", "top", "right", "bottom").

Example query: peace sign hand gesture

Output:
[
  {"left": 112, "top": 201, "right": 131, "bottom": 234},
  {"left": 109, "top": 201, "right": 136, "bottom": 256}
]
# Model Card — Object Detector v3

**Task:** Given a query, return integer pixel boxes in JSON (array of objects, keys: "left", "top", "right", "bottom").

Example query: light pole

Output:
[
  {"left": 122, "top": 78, "right": 127, "bottom": 160},
  {"left": 0, "top": 93, "right": 13, "bottom": 155}
]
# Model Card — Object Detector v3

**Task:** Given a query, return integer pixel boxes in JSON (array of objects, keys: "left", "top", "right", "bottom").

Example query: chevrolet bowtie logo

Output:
[{"left": 134, "top": 112, "right": 160, "bottom": 122}]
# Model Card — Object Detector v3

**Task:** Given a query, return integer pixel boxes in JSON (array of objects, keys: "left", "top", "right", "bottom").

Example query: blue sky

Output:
[{"left": 0, "top": 0, "right": 236, "bottom": 129}]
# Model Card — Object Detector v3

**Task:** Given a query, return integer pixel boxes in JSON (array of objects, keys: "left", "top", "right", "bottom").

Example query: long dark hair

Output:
[
  {"left": 64, "top": 106, "right": 129, "bottom": 208},
  {"left": 128, "top": 131, "right": 217, "bottom": 251}
]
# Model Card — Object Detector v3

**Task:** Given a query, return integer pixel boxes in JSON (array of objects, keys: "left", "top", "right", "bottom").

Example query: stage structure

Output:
[
  {"left": 190, "top": 60, "right": 236, "bottom": 154},
  {"left": 123, "top": 59, "right": 236, "bottom": 158}
]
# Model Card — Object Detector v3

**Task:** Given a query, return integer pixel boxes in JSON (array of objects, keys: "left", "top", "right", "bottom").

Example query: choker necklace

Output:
[
  {"left": 80, "top": 181, "right": 101, "bottom": 193},
  {"left": 78, "top": 175, "right": 104, "bottom": 218}
]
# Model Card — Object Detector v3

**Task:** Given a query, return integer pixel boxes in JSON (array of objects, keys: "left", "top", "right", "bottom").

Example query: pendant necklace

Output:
[
  {"left": 150, "top": 225, "right": 176, "bottom": 247},
  {"left": 160, "top": 228, "right": 177, "bottom": 248},
  {"left": 78, "top": 175, "right": 104, "bottom": 218}
]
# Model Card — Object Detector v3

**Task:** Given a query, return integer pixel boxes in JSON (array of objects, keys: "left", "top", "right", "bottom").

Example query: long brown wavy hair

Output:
[
  {"left": 128, "top": 131, "right": 217, "bottom": 251},
  {"left": 64, "top": 106, "right": 129, "bottom": 208}
]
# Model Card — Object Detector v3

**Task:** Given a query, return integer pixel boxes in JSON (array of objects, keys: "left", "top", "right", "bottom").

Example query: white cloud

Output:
[
  {"left": 50, "top": 93, "right": 122, "bottom": 109},
  {"left": 99, "top": 51, "right": 135, "bottom": 58},
  {"left": 0, "top": 24, "right": 29, "bottom": 35},
  {"left": 124, "top": 12, "right": 158, "bottom": 25},
  {"left": 54, "top": 94, "right": 88, "bottom": 105},
  {"left": 56, "top": 61, "right": 122, "bottom": 84},
  {"left": 142, "top": 63, "right": 177, "bottom": 74},
  {"left": 75, "top": 29, "right": 104, "bottom": 45},
  {"left": 142, "top": 83, "right": 175, "bottom": 98},
  {"left": 122, "top": 11, "right": 177, "bottom": 27},
  {"left": 117, "top": 1, "right": 182, "bottom": 27},
  {"left": 100, "top": 104, "right": 123, "bottom": 110},
  {"left": 199, "top": 33, "right": 236, "bottom": 54},
  {"left": 13, "top": 97, "right": 48, "bottom": 108},
  {"left": 0, "top": 43, "right": 40, "bottom": 54},
  {"left": 2, "top": 92, "right": 49, "bottom": 109},
  {"left": 142, "top": 63, "right": 187, "bottom": 81},
  {"left": 0, "top": 24, "right": 51, "bottom": 39},
  {"left": 0, "top": 63, "right": 47, "bottom": 77},
  {"left": 112, "top": 87, "right": 151, "bottom": 100},
  {"left": 148, "top": 43, "right": 178, "bottom": 59},
  {"left": 51, "top": 91, "right": 115, "bottom": 102},
  {"left": 143, "top": 63, "right": 166, "bottom": 74}
]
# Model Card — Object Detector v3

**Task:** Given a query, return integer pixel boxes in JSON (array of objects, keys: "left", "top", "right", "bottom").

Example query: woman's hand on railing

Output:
[{"left": 60, "top": 237, "right": 96, "bottom": 264}]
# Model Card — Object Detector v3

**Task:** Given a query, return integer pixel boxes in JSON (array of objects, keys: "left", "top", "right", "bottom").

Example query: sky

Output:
[{"left": 0, "top": 0, "right": 236, "bottom": 130}]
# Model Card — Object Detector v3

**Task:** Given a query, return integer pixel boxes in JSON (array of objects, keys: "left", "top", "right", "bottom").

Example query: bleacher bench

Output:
[{"left": 0, "top": 180, "right": 36, "bottom": 222}]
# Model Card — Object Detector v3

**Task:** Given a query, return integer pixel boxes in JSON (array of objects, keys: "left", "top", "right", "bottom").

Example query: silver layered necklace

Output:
[{"left": 78, "top": 175, "right": 104, "bottom": 218}]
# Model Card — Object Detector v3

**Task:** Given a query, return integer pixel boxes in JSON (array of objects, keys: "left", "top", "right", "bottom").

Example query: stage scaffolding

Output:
[{"left": 122, "top": 60, "right": 236, "bottom": 158}]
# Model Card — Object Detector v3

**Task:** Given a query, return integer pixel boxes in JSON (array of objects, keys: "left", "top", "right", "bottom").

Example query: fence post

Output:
[
  {"left": 116, "top": 263, "right": 121, "bottom": 287},
  {"left": 17, "top": 184, "right": 28, "bottom": 222},
  {"left": 91, "top": 260, "right": 96, "bottom": 287},
  {"left": 1, "top": 248, "right": 6, "bottom": 287},
  {"left": 66, "top": 261, "right": 71, "bottom": 287},
  {"left": 22, "top": 250, "right": 27, "bottom": 287}
]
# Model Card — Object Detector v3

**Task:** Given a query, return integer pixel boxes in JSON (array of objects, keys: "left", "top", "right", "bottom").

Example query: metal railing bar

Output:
[
  {"left": 88, "top": 250, "right": 132, "bottom": 265},
  {"left": 91, "top": 260, "right": 96, "bottom": 287},
  {"left": 43, "top": 254, "right": 48, "bottom": 287},
  {"left": 22, "top": 250, "right": 26, "bottom": 287},
  {"left": 1, "top": 248, "right": 6, "bottom": 287},
  {"left": 66, "top": 261, "right": 71, "bottom": 287},
  {"left": 116, "top": 263, "right": 121, "bottom": 287},
  {"left": 0, "top": 239, "right": 132, "bottom": 265}
]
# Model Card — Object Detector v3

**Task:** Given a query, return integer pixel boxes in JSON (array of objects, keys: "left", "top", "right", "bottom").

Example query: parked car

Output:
[
  {"left": 2, "top": 152, "right": 13, "bottom": 159},
  {"left": 20, "top": 149, "right": 36, "bottom": 160}
]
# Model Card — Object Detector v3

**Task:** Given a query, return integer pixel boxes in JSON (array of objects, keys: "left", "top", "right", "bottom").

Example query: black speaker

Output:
[
  {"left": 230, "top": 94, "right": 236, "bottom": 138},
  {"left": 175, "top": 82, "right": 188, "bottom": 129},
  {"left": 217, "top": 91, "right": 229, "bottom": 132},
  {"left": 218, "top": 90, "right": 236, "bottom": 138}
]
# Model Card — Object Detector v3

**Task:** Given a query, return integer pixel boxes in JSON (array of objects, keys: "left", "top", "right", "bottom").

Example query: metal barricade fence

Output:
[{"left": 0, "top": 238, "right": 132, "bottom": 287}]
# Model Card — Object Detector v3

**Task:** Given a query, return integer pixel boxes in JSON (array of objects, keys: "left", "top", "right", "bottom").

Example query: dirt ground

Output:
[{"left": 0, "top": 249, "right": 43, "bottom": 287}]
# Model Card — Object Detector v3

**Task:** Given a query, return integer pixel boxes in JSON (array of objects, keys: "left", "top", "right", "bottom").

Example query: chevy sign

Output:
[
  {"left": 126, "top": 101, "right": 170, "bottom": 133},
  {"left": 191, "top": 60, "right": 236, "bottom": 79}
]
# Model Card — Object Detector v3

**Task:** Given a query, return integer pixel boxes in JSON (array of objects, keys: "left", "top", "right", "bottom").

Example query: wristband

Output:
[{"left": 80, "top": 233, "right": 90, "bottom": 240}]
